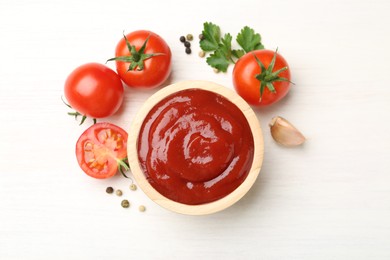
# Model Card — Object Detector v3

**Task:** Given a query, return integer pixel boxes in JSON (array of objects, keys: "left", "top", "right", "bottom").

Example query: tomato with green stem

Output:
[
  {"left": 64, "top": 63, "right": 124, "bottom": 122},
  {"left": 76, "top": 122, "right": 129, "bottom": 179},
  {"left": 233, "top": 49, "right": 292, "bottom": 106},
  {"left": 107, "top": 30, "right": 172, "bottom": 88}
]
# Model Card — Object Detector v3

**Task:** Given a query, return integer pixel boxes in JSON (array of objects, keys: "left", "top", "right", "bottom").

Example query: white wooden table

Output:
[{"left": 1, "top": 0, "right": 389, "bottom": 259}]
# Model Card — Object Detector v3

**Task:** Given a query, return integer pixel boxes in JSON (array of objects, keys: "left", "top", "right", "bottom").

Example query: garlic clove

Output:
[{"left": 269, "top": 116, "right": 306, "bottom": 147}]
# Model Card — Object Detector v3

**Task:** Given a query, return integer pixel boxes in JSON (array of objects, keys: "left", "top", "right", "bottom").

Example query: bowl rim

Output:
[{"left": 127, "top": 80, "right": 264, "bottom": 215}]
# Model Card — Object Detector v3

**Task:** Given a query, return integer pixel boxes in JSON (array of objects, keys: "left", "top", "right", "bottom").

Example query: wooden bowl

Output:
[{"left": 127, "top": 81, "right": 264, "bottom": 215}]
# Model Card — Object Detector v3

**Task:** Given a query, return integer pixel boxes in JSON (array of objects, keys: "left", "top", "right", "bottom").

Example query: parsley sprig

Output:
[{"left": 200, "top": 22, "right": 264, "bottom": 72}]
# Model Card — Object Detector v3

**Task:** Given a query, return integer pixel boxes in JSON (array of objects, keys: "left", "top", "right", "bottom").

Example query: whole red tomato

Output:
[
  {"left": 76, "top": 122, "right": 128, "bottom": 179},
  {"left": 108, "top": 30, "right": 172, "bottom": 88},
  {"left": 64, "top": 63, "right": 124, "bottom": 118},
  {"left": 233, "top": 49, "right": 291, "bottom": 106}
]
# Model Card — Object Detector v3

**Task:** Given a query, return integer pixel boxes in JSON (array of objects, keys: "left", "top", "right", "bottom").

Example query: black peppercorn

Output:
[
  {"left": 106, "top": 187, "right": 114, "bottom": 194},
  {"left": 180, "top": 36, "right": 186, "bottom": 43},
  {"left": 185, "top": 47, "right": 192, "bottom": 54},
  {"left": 199, "top": 34, "right": 205, "bottom": 40},
  {"left": 184, "top": 41, "right": 191, "bottom": 48}
]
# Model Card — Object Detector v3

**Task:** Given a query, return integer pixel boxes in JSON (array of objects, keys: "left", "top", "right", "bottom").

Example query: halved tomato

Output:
[{"left": 76, "top": 123, "right": 128, "bottom": 179}]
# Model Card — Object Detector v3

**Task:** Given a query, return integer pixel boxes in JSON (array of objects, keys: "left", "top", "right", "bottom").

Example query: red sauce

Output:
[{"left": 137, "top": 88, "right": 254, "bottom": 205}]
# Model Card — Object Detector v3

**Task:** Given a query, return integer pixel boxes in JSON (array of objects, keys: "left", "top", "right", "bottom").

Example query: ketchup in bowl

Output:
[{"left": 137, "top": 88, "right": 254, "bottom": 205}]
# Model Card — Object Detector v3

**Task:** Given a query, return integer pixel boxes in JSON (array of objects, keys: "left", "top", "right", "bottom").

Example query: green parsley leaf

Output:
[
  {"left": 236, "top": 26, "right": 264, "bottom": 53},
  {"left": 200, "top": 22, "right": 221, "bottom": 51},
  {"left": 200, "top": 22, "right": 265, "bottom": 72},
  {"left": 232, "top": 49, "right": 245, "bottom": 59},
  {"left": 219, "top": 33, "right": 233, "bottom": 60},
  {"left": 206, "top": 33, "right": 234, "bottom": 72},
  {"left": 206, "top": 49, "right": 231, "bottom": 72}
]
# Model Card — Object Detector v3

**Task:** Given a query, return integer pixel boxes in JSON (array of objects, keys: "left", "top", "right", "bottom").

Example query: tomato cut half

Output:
[{"left": 76, "top": 123, "right": 128, "bottom": 179}]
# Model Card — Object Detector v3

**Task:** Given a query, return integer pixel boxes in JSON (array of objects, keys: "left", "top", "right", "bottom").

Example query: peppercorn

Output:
[
  {"left": 121, "top": 200, "right": 130, "bottom": 208},
  {"left": 199, "top": 34, "right": 204, "bottom": 40},
  {"left": 213, "top": 68, "right": 220, "bottom": 73},
  {"left": 179, "top": 36, "right": 186, "bottom": 43},
  {"left": 129, "top": 184, "right": 137, "bottom": 191},
  {"left": 139, "top": 205, "right": 146, "bottom": 212},
  {"left": 116, "top": 189, "right": 123, "bottom": 196},
  {"left": 184, "top": 41, "right": 191, "bottom": 48},
  {"left": 185, "top": 47, "right": 192, "bottom": 54},
  {"left": 186, "top": 34, "right": 193, "bottom": 41},
  {"left": 198, "top": 51, "right": 205, "bottom": 58},
  {"left": 106, "top": 187, "right": 114, "bottom": 194}
]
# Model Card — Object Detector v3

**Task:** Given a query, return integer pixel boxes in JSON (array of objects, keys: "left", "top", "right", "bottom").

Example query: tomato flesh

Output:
[{"left": 76, "top": 123, "right": 128, "bottom": 179}]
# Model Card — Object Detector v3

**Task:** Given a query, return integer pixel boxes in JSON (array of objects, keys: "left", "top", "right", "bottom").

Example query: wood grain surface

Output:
[{"left": 0, "top": 0, "right": 389, "bottom": 259}]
